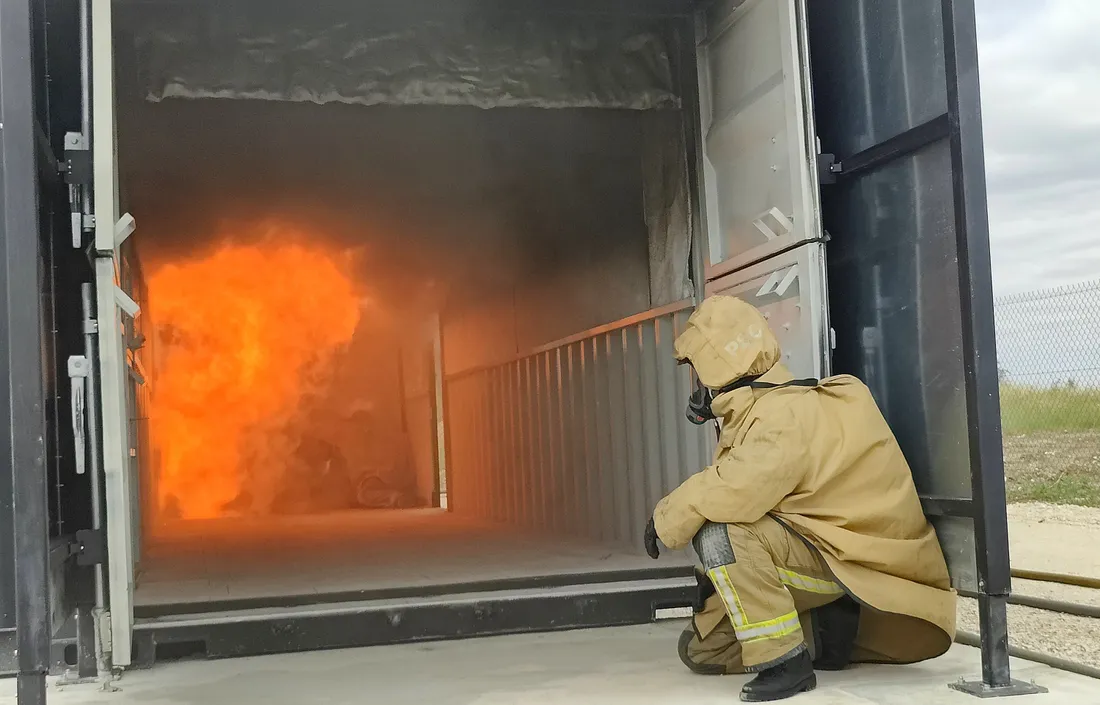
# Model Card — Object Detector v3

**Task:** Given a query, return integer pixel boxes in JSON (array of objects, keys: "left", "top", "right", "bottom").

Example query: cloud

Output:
[{"left": 976, "top": 0, "right": 1100, "bottom": 295}]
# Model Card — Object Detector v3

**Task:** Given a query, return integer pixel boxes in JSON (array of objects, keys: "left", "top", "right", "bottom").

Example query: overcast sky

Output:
[{"left": 976, "top": 0, "right": 1100, "bottom": 295}]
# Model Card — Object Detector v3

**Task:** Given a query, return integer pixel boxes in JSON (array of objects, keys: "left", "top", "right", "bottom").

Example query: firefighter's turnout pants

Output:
[{"left": 680, "top": 516, "right": 844, "bottom": 673}]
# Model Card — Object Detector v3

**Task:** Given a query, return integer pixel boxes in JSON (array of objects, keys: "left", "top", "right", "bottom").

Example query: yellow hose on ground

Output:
[{"left": 1012, "top": 569, "right": 1100, "bottom": 590}]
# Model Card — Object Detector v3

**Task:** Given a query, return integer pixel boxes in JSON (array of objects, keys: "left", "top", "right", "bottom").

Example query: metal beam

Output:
[
  {"left": 130, "top": 578, "right": 695, "bottom": 667},
  {"left": 821, "top": 113, "right": 951, "bottom": 184},
  {"left": 92, "top": 0, "right": 138, "bottom": 668},
  {"left": 135, "top": 566, "right": 695, "bottom": 620},
  {"left": 1, "top": 0, "right": 52, "bottom": 703},
  {"left": 111, "top": 0, "right": 698, "bottom": 17},
  {"left": 919, "top": 495, "right": 974, "bottom": 519},
  {"left": 941, "top": 0, "right": 1042, "bottom": 697}
]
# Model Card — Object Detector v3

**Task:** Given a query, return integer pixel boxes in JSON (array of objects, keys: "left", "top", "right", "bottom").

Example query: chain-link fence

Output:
[{"left": 994, "top": 280, "right": 1100, "bottom": 506}]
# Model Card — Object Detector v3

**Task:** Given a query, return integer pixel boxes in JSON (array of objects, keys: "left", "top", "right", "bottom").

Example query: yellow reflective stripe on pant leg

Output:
[
  {"left": 706, "top": 566, "right": 747, "bottom": 628},
  {"left": 742, "top": 620, "right": 804, "bottom": 645},
  {"left": 776, "top": 568, "right": 844, "bottom": 595},
  {"left": 735, "top": 610, "right": 803, "bottom": 644}
]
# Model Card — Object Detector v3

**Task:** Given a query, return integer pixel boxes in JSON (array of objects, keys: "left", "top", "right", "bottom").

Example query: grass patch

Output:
[
  {"left": 1007, "top": 473, "right": 1100, "bottom": 507},
  {"left": 1002, "top": 431, "right": 1100, "bottom": 508},
  {"left": 1000, "top": 383, "right": 1100, "bottom": 435}
]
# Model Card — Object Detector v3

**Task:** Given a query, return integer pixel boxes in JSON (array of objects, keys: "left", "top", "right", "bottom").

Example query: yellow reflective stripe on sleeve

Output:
[
  {"left": 734, "top": 610, "right": 802, "bottom": 643},
  {"left": 776, "top": 568, "right": 844, "bottom": 596},
  {"left": 707, "top": 566, "right": 747, "bottom": 628}
]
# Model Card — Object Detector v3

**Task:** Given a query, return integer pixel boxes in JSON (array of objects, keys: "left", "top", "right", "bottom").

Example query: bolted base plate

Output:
[{"left": 949, "top": 679, "right": 1049, "bottom": 698}]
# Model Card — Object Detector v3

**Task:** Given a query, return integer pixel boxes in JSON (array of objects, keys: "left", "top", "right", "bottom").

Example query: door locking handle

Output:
[{"left": 68, "top": 355, "right": 90, "bottom": 475}]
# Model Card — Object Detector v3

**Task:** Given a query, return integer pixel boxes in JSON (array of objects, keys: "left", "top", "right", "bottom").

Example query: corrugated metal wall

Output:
[{"left": 444, "top": 301, "right": 713, "bottom": 550}]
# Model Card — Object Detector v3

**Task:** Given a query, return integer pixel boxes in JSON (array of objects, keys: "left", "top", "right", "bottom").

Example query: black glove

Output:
[{"left": 644, "top": 517, "right": 660, "bottom": 559}]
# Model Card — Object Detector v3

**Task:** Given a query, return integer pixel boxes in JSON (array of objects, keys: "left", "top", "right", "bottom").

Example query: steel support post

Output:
[{"left": 942, "top": 0, "right": 1044, "bottom": 696}]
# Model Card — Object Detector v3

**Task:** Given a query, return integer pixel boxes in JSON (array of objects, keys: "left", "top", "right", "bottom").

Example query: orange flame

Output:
[{"left": 147, "top": 237, "right": 361, "bottom": 521}]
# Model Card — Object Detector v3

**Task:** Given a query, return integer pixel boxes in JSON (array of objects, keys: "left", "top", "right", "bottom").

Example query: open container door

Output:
[
  {"left": 808, "top": 0, "right": 1041, "bottom": 695},
  {"left": 695, "top": 0, "right": 829, "bottom": 378},
  {"left": 91, "top": 0, "right": 139, "bottom": 668}
]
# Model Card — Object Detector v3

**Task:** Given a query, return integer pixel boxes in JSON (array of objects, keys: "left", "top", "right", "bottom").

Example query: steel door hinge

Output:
[
  {"left": 817, "top": 153, "right": 840, "bottom": 185},
  {"left": 72, "top": 528, "right": 106, "bottom": 566},
  {"left": 62, "top": 132, "right": 93, "bottom": 186}
]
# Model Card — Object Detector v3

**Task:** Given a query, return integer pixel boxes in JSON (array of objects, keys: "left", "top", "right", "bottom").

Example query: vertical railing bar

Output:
[
  {"left": 534, "top": 352, "right": 548, "bottom": 532},
  {"left": 506, "top": 361, "right": 520, "bottom": 526},
  {"left": 569, "top": 344, "right": 588, "bottom": 540},
  {"left": 655, "top": 318, "right": 684, "bottom": 495},
  {"left": 581, "top": 339, "right": 600, "bottom": 539},
  {"left": 609, "top": 329, "right": 632, "bottom": 545},
  {"left": 623, "top": 323, "right": 649, "bottom": 551},
  {"left": 524, "top": 357, "right": 538, "bottom": 530}
]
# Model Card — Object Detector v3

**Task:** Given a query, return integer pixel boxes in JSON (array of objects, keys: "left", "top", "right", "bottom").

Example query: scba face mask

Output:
[
  {"left": 684, "top": 375, "right": 820, "bottom": 426},
  {"left": 685, "top": 379, "right": 716, "bottom": 426}
]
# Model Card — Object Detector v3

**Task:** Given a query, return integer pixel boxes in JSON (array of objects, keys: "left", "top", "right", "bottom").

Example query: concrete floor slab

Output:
[{"left": 3, "top": 622, "right": 1098, "bottom": 704}]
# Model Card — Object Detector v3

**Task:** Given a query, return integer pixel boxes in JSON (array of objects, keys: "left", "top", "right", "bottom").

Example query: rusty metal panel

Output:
[{"left": 444, "top": 301, "right": 713, "bottom": 549}]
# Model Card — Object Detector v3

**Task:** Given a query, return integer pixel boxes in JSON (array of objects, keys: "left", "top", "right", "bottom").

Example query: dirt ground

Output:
[{"left": 1003, "top": 431, "right": 1100, "bottom": 506}]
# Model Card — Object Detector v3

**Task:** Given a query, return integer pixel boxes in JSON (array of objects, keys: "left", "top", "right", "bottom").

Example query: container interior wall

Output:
[{"left": 112, "top": 0, "right": 701, "bottom": 603}]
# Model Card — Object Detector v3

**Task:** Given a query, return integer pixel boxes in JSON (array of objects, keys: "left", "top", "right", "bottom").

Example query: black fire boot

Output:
[
  {"left": 811, "top": 596, "right": 861, "bottom": 671},
  {"left": 740, "top": 649, "right": 816, "bottom": 702}
]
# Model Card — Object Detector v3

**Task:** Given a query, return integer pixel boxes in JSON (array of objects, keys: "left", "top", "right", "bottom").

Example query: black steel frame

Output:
[
  {"left": 1, "top": 0, "right": 52, "bottom": 703},
  {"left": 940, "top": 0, "right": 1042, "bottom": 696}
]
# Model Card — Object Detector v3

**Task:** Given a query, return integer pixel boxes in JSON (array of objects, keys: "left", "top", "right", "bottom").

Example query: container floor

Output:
[{"left": 135, "top": 509, "right": 674, "bottom": 611}]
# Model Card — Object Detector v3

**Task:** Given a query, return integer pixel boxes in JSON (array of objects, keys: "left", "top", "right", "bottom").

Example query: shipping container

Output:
[{"left": 2, "top": 0, "right": 1014, "bottom": 698}]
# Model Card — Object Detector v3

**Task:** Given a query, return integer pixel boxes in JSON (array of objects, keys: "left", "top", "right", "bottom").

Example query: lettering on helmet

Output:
[{"left": 723, "top": 325, "right": 763, "bottom": 357}]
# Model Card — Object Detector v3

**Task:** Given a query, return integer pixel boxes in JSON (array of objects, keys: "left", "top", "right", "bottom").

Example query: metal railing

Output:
[{"left": 444, "top": 301, "right": 714, "bottom": 549}]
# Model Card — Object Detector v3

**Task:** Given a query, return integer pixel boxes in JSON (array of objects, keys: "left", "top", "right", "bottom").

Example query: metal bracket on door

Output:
[
  {"left": 752, "top": 208, "right": 795, "bottom": 242},
  {"left": 62, "top": 132, "right": 96, "bottom": 248},
  {"left": 71, "top": 529, "right": 106, "bottom": 567},
  {"left": 817, "top": 153, "right": 840, "bottom": 185},
  {"left": 114, "top": 214, "right": 136, "bottom": 248},
  {"left": 114, "top": 287, "right": 141, "bottom": 319},
  {"left": 756, "top": 265, "right": 800, "bottom": 299},
  {"left": 817, "top": 114, "right": 952, "bottom": 187}
]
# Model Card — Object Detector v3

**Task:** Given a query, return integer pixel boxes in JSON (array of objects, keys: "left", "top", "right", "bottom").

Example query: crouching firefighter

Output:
[{"left": 643, "top": 295, "right": 956, "bottom": 702}]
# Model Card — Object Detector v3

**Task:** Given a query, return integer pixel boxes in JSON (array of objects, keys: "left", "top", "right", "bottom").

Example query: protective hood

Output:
[
  {"left": 675, "top": 296, "right": 790, "bottom": 434},
  {"left": 674, "top": 295, "right": 782, "bottom": 389},
  {"left": 668, "top": 294, "right": 783, "bottom": 387}
]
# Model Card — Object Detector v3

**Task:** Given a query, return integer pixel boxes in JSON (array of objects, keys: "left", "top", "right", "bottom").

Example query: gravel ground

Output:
[
  {"left": 957, "top": 502, "right": 1100, "bottom": 670},
  {"left": 1008, "top": 501, "right": 1100, "bottom": 528},
  {"left": 957, "top": 586, "right": 1100, "bottom": 670}
]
